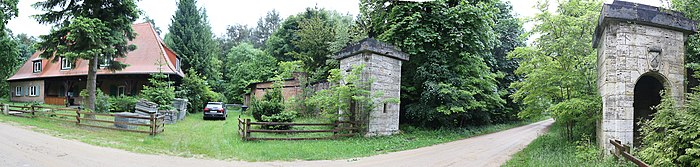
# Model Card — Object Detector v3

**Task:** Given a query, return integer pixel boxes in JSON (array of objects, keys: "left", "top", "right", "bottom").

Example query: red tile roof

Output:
[{"left": 7, "top": 22, "right": 184, "bottom": 81}]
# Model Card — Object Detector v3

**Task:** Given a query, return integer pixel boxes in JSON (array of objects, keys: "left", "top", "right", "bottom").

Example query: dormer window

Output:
[
  {"left": 60, "top": 56, "right": 71, "bottom": 70},
  {"left": 32, "top": 60, "right": 42, "bottom": 73},
  {"left": 100, "top": 54, "right": 112, "bottom": 68},
  {"left": 176, "top": 57, "right": 181, "bottom": 71}
]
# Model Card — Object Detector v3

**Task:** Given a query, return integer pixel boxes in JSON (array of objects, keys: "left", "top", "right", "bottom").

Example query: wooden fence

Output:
[
  {"left": 610, "top": 139, "right": 649, "bottom": 167},
  {"left": 238, "top": 118, "right": 358, "bottom": 141},
  {"left": 2, "top": 104, "right": 165, "bottom": 135}
]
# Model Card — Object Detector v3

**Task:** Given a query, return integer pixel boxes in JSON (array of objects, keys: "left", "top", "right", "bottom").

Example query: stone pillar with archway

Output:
[{"left": 593, "top": 1, "right": 696, "bottom": 151}]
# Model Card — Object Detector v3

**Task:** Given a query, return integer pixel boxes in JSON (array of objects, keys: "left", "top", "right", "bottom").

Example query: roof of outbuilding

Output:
[{"left": 7, "top": 22, "right": 184, "bottom": 81}]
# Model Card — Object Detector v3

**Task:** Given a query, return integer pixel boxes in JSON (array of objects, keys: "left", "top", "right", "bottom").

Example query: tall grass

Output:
[{"left": 503, "top": 124, "right": 633, "bottom": 167}]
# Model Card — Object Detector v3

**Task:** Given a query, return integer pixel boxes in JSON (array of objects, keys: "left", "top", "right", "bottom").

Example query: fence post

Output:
[
  {"left": 31, "top": 105, "right": 36, "bottom": 117},
  {"left": 349, "top": 121, "right": 354, "bottom": 134},
  {"left": 333, "top": 120, "right": 339, "bottom": 138},
  {"left": 75, "top": 108, "right": 81, "bottom": 125},
  {"left": 245, "top": 119, "right": 251, "bottom": 140},
  {"left": 150, "top": 114, "right": 156, "bottom": 135},
  {"left": 2, "top": 104, "right": 8, "bottom": 115}
]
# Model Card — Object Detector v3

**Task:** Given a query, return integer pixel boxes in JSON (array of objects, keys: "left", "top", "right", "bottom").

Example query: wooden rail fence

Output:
[
  {"left": 238, "top": 117, "right": 358, "bottom": 141},
  {"left": 2, "top": 104, "right": 165, "bottom": 135},
  {"left": 610, "top": 139, "right": 649, "bottom": 167}
]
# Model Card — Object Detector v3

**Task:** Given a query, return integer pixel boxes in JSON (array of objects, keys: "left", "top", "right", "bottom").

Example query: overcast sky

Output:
[{"left": 7, "top": 0, "right": 665, "bottom": 39}]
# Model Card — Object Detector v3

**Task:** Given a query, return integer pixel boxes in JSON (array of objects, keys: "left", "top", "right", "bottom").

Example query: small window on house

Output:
[
  {"left": 15, "top": 87, "right": 21, "bottom": 96},
  {"left": 60, "top": 57, "right": 71, "bottom": 70},
  {"left": 100, "top": 54, "right": 112, "bottom": 68},
  {"left": 32, "top": 60, "right": 42, "bottom": 73},
  {"left": 29, "top": 86, "right": 38, "bottom": 96},
  {"left": 117, "top": 86, "right": 126, "bottom": 96},
  {"left": 176, "top": 57, "right": 181, "bottom": 71}
]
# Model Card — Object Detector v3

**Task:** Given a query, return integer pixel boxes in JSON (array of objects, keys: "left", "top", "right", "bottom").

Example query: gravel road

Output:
[{"left": 0, "top": 119, "right": 553, "bottom": 167}]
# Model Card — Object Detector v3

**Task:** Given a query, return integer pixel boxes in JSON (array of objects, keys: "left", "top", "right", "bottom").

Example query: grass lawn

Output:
[
  {"left": 0, "top": 100, "right": 538, "bottom": 161},
  {"left": 502, "top": 124, "right": 633, "bottom": 167}
]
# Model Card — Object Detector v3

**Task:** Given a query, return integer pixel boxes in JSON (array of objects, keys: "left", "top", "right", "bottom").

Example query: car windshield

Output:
[{"left": 206, "top": 103, "right": 223, "bottom": 108}]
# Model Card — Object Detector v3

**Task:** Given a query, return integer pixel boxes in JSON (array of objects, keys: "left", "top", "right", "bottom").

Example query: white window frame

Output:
[
  {"left": 15, "top": 86, "right": 21, "bottom": 96},
  {"left": 117, "top": 86, "right": 126, "bottom": 96},
  {"left": 176, "top": 57, "right": 181, "bottom": 72},
  {"left": 60, "top": 57, "right": 71, "bottom": 70},
  {"left": 29, "top": 86, "right": 37, "bottom": 97},
  {"left": 100, "top": 54, "right": 111, "bottom": 68},
  {"left": 32, "top": 61, "right": 42, "bottom": 73}
]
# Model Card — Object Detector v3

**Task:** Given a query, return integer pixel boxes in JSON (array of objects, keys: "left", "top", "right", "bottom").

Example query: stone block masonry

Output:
[
  {"left": 335, "top": 38, "right": 409, "bottom": 136},
  {"left": 593, "top": 0, "right": 696, "bottom": 152}
]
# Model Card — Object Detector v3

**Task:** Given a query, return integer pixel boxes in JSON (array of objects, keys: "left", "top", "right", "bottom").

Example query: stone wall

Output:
[
  {"left": 596, "top": 21, "right": 687, "bottom": 151},
  {"left": 336, "top": 38, "right": 408, "bottom": 137},
  {"left": 9, "top": 80, "right": 45, "bottom": 103}
]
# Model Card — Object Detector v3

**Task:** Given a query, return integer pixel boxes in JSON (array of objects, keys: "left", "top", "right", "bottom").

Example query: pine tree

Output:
[
  {"left": 165, "top": 0, "right": 219, "bottom": 83},
  {"left": 33, "top": 0, "right": 139, "bottom": 112}
]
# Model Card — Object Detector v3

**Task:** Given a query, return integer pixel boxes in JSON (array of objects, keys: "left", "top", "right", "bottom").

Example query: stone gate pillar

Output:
[
  {"left": 334, "top": 38, "right": 409, "bottom": 136},
  {"left": 593, "top": 1, "right": 696, "bottom": 151}
]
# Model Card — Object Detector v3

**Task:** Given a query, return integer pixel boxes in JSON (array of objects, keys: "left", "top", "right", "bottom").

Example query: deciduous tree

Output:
[
  {"left": 266, "top": 7, "right": 357, "bottom": 81},
  {"left": 0, "top": 0, "right": 19, "bottom": 99},
  {"left": 363, "top": 0, "right": 505, "bottom": 127},
  {"left": 223, "top": 43, "right": 277, "bottom": 103},
  {"left": 508, "top": 0, "right": 602, "bottom": 140},
  {"left": 252, "top": 10, "right": 282, "bottom": 49}
]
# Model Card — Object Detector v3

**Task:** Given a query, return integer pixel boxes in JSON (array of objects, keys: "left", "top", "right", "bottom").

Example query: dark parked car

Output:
[{"left": 203, "top": 102, "right": 227, "bottom": 120}]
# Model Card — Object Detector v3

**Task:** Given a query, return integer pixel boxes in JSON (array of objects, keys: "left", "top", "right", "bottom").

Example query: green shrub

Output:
[
  {"left": 249, "top": 80, "right": 296, "bottom": 130},
  {"left": 251, "top": 99, "right": 284, "bottom": 121},
  {"left": 306, "top": 64, "right": 387, "bottom": 123},
  {"left": 574, "top": 136, "right": 600, "bottom": 161},
  {"left": 108, "top": 95, "right": 138, "bottom": 112},
  {"left": 141, "top": 72, "right": 175, "bottom": 110},
  {"left": 638, "top": 90, "right": 700, "bottom": 166},
  {"left": 177, "top": 69, "right": 221, "bottom": 113},
  {"left": 80, "top": 89, "right": 110, "bottom": 113}
]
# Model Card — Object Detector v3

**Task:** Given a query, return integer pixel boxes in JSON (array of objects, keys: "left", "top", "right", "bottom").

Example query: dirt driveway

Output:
[{"left": 0, "top": 119, "right": 553, "bottom": 167}]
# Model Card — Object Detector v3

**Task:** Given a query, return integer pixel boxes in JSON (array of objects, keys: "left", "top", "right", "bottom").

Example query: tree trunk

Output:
[{"left": 84, "top": 56, "right": 98, "bottom": 119}]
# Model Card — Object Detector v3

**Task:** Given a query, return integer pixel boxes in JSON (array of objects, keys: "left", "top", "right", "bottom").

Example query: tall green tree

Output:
[
  {"left": 0, "top": 0, "right": 19, "bottom": 99},
  {"left": 223, "top": 43, "right": 277, "bottom": 103},
  {"left": 266, "top": 7, "right": 357, "bottom": 81},
  {"left": 509, "top": 0, "right": 601, "bottom": 140},
  {"left": 252, "top": 10, "right": 282, "bottom": 49},
  {"left": 11, "top": 33, "right": 37, "bottom": 61},
  {"left": 220, "top": 23, "right": 253, "bottom": 52},
  {"left": 0, "top": 0, "right": 18, "bottom": 32},
  {"left": 165, "top": 0, "right": 219, "bottom": 84},
  {"left": 33, "top": 0, "right": 139, "bottom": 112},
  {"left": 362, "top": 0, "right": 505, "bottom": 127},
  {"left": 490, "top": 1, "right": 526, "bottom": 122}
]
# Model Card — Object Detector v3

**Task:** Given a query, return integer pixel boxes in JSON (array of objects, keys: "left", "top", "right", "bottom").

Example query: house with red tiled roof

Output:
[{"left": 6, "top": 22, "right": 184, "bottom": 105}]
